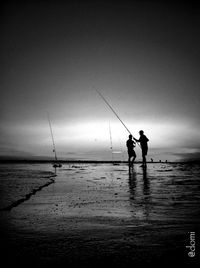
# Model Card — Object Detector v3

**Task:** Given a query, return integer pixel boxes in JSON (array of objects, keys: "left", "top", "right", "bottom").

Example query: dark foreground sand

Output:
[{"left": 0, "top": 163, "right": 199, "bottom": 267}]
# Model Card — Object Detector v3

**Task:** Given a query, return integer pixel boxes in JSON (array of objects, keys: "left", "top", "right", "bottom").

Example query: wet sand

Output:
[{"left": 0, "top": 163, "right": 199, "bottom": 267}]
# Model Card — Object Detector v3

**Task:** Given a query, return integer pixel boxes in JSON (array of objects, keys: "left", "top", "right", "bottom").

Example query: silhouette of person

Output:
[
  {"left": 134, "top": 130, "right": 149, "bottom": 167},
  {"left": 126, "top": 134, "right": 136, "bottom": 166}
]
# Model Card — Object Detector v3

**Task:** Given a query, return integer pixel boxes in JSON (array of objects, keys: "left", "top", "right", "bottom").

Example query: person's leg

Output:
[
  {"left": 141, "top": 150, "right": 146, "bottom": 167},
  {"left": 131, "top": 151, "right": 136, "bottom": 165},
  {"left": 134, "top": 151, "right": 136, "bottom": 162},
  {"left": 143, "top": 155, "right": 146, "bottom": 166},
  {"left": 129, "top": 156, "right": 134, "bottom": 166},
  {"left": 142, "top": 148, "right": 147, "bottom": 166},
  {"left": 128, "top": 155, "right": 131, "bottom": 166},
  {"left": 128, "top": 151, "right": 133, "bottom": 166}
]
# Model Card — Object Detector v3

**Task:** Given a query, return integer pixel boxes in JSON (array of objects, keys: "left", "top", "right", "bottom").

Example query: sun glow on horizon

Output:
[{"left": 1, "top": 118, "right": 199, "bottom": 156}]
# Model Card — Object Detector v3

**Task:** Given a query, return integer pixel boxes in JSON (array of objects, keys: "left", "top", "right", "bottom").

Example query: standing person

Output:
[
  {"left": 134, "top": 130, "right": 149, "bottom": 167},
  {"left": 126, "top": 134, "right": 136, "bottom": 166}
]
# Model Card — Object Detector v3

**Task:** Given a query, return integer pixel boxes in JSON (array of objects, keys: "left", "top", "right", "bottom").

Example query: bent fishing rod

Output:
[{"left": 94, "top": 87, "right": 141, "bottom": 148}]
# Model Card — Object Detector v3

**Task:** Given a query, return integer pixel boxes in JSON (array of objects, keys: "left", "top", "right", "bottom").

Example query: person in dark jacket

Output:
[
  {"left": 134, "top": 130, "right": 149, "bottom": 167},
  {"left": 126, "top": 134, "right": 136, "bottom": 166}
]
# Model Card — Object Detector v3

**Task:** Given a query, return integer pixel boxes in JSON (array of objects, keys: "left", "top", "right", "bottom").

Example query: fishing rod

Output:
[
  {"left": 94, "top": 87, "right": 141, "bottom": 148},
  {"left": 109, "top": 122, "right": 113, "bottom": 150},
  {"left": 95, "top": 88, "right": 132, "bottom": 134},
  {"left": 108, "top": 122, "right": 114, "bottom": 162},
  {"left": 47, "top": 112, "right": 58, "bottom": 161}
]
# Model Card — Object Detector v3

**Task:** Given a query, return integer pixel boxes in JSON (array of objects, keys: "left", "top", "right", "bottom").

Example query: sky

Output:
[{"left": 1, "top": 1, "right": 200, "bottom": 161}]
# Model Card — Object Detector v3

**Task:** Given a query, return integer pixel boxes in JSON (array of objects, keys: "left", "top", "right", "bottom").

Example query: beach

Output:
[{"left": 0, "top": 162, "right": 199, "bottom": 267}]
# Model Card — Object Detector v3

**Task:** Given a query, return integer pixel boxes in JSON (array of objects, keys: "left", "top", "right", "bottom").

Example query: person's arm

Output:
[{"left": 134, "top": 137, "right": 139, "bottom": 142}]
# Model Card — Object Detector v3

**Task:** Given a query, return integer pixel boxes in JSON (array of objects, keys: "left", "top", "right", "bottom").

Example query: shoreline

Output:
[{"left": 0, "top": 159, "right": 199, "bottom": 164}]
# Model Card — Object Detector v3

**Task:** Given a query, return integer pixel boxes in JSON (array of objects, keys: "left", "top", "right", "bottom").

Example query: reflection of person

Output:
[
  {"left": 126, "top": 134, "right": 136, "bottom": 166},
  {"left": 128, "top": 165, "right": 150, "bottom": 220},
  {"left": 134, "top": 130, "right": 149, "bottom": 167}
]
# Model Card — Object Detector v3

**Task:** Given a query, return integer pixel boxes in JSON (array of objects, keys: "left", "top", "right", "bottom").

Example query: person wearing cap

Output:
[
  {"left": 134, "top": 130, "right": 149, "bottom": 167},
  {"left": 126, "top": 134, "right": 136, "bottom": 166}
]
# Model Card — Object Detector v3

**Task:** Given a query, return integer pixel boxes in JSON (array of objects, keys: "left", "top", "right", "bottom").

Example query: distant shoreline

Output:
[{"left": 0, "top": 159, "right": 199, "bottom": 164}]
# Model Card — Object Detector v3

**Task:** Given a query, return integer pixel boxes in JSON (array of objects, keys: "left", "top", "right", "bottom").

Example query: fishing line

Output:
[{"left": 94, "top": 87, "right": 141, "bottom": 148}]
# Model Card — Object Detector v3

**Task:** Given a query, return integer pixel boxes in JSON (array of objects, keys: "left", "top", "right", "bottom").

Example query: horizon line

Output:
[{"left": 0, "top": 159, "right": 199, "bottom": 164}]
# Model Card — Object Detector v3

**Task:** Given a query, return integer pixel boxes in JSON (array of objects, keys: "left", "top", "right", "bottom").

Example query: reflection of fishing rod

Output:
[{"left": 95, "top": 88, "right": 141, "bottom": 148}]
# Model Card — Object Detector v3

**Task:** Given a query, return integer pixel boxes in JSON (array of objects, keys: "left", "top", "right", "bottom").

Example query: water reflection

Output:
[
  {"left": 128, "top": 165, "right": 151, "bottom": 220},
  {"left": 143, "top": 167, "right": 150, "bottom": 199},
  {"left": 142, "top": 167, "right": 151, "bottom": 219},
  {"left": 128, "top": 165, "right": 137, "bottom": 201}
]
